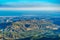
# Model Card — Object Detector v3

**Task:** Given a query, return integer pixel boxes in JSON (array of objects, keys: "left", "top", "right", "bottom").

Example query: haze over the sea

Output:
[{"left": 0, "top": 11, "right": 60, "bottom": 17}]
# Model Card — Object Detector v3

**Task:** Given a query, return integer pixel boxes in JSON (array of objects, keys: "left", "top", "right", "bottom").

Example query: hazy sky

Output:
[
  {"left": 0, "top": 0, "right": 59, "bottom": 4},
  {"left": 0, "top": 0, "right": 60, "bottom": 11},
  {"left": 0, "top": 0, "right": 60, "bottom": 5}
]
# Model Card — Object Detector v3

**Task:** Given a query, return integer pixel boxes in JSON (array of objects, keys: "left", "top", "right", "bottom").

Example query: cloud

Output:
[{"left": 0, "top": 7, "right": 60, "bottom": 11}]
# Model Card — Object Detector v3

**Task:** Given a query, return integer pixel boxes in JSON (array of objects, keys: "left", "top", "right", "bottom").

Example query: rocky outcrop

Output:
[{"left": 0, "top": 17, "right": 60, "bottom": 39}]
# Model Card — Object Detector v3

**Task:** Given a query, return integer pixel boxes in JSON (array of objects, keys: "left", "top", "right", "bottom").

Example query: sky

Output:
[
  {"left": 0, "top": 0, "right": 60, "bottom": 4},
  {"left": 0, "top": 0, "right": 60, "bottom": 16},
  {"left": 0, "top": 0, "right": 60, "bottom": 6},
  {"left": 0, "top": 0, "right": 60, "bottom": 11}
]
